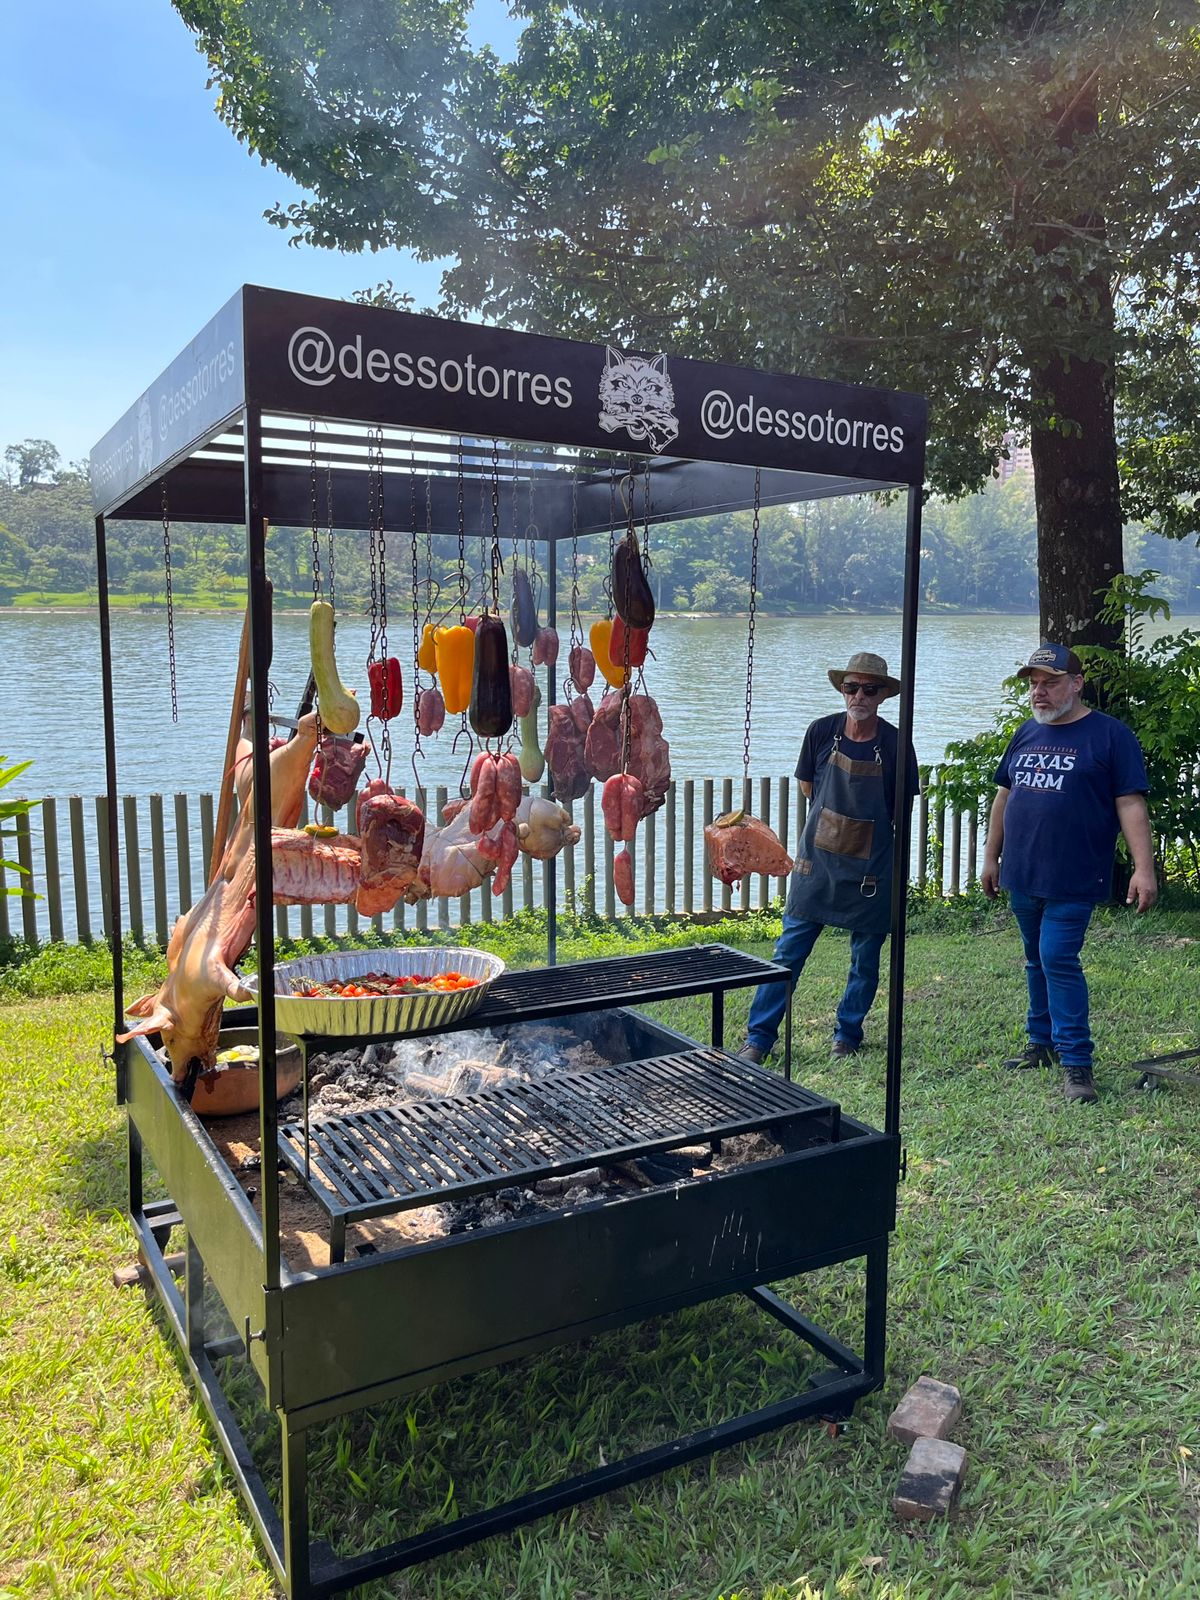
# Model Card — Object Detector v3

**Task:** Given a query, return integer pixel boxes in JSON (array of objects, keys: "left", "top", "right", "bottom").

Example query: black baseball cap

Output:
[{"left": 1016, "top": 642, "right": 1084, "bottom": 678}]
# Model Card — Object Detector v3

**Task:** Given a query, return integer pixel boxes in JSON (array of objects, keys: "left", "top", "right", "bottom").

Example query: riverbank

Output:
[
  {"left": 4, "top": 908, "right": 1200, "bottom": 1599},
  {"left": 0, "top": 599, "right": 1041, "bottom": 619}
]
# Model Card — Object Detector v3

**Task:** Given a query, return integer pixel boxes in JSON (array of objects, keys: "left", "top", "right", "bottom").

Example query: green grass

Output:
[{"left": 3, "top": 903, "right": 1200, "bottom": 1599}]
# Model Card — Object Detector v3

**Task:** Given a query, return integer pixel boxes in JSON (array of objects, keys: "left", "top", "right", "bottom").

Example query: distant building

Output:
[{"left": 997, "top": 432, "right": 1033, "bottom": 483}]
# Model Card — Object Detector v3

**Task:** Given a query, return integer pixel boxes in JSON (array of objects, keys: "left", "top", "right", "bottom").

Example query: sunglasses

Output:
[{"left": 841, "top": 681, "right": 884, "bottom": 698}]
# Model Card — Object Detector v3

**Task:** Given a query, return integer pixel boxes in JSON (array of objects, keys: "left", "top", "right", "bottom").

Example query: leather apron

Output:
[{"left": 786, "top": 731, "right": 893, "bottom": 936}]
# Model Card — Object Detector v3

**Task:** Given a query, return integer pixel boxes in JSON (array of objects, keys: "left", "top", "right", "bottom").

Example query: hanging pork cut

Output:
[
  {"left": 354, "top": 780, "right": 426, "bottom": 915},
  {"left": 584, "top": 692, "right": 670, "bottom": 814},
  {"left": 704, "top": 810, "right": 794, "bottom": 886},
  {"left": 271, "top": 828, "right": 361, "bottom": 903},
  {"left": 545, "top": 696, "right": 593, "bottom": 802}
]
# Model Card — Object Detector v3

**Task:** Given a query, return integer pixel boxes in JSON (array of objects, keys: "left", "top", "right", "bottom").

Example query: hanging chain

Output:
[
  {"left": 411, "top": 447, "right": 426, "bottom": 778},
  {"left": 373, "top": 428, "right": 391, "bottom": 773},
  {"left": 375, "top": 429, "right": 388, "bottom": 661},
  {"left": 456, "top": 436, "right": 467, "bottom": 622},
  {"left": 161, "top": 479, "right": 178, "bottom": 724},
  {"left": 569, "top": 474, "right": 581, "bottom": 651},
  {"left": 309, "top": 419, "right": 322, "bottom": 603},
  {"left": 424, "top": 474, "right": 434, "bottom": 621},
  {"left": 510, "top": 447, "right": 521, "bottom": 569},
  {"left": 478, "top": 451, "right": 490, "bottom": 604},
  {"left": 367, "top": 436, "right": 380, "bottom": 665},
  {"left": 489, "top": 438, "right": 503, "bottom": 612},
  {"left": 641, "top": 461, "right": 653, "bottom": 574},
  {"left": 325, "top": 462, "right": 335, "bottom": 612},
  {"left": 606, "top": 456, "right": 618, "bottom": 617},
  {"left": 742, "top": 469, "right": 762, "bottom": 780}
]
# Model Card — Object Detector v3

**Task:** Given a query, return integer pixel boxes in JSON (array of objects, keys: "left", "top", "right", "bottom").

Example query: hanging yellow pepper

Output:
[
  {"left": 590, "top": 618, "right": 629, "bottom": 689},
  {"left": 417, "top": 622, "right": 438, "bottom": 674},
  {"left": 435, "top": 624, "right": 476, "bottom": 714}
]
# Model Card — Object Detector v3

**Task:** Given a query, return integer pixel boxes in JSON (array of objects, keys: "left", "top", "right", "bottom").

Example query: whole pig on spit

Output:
[
  {"left": 118, "top": 713, "right": 426, "bottom": 1092},
  {"left": 118, "top": 713, "right": 321, "bottom": 1090}
]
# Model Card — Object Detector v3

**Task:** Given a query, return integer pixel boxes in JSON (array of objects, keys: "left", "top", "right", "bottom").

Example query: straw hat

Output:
[{"left": 827, "top": 651, "right": 902, "bottom": 699}]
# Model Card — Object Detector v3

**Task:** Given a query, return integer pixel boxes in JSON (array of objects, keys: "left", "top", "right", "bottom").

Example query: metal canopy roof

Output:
[{"left": 90, "top": 286, "right": 926, "bottom": 535}]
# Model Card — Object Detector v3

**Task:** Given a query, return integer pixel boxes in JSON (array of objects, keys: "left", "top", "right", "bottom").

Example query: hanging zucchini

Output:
[
  {"left": 612, "top": 533, "right": 655, "bottom": 629},
  {"left": 512, "top": 569, "right": 538, "bottom": 646},
  {"left": 518, "top": 683, "right": 545, "bottom": 783},
  {"left": 469, "top": 613, "right": 514, "bottom": 737},
  {"left": 309, "top": 601, "right": 361, "bottom": 735}
]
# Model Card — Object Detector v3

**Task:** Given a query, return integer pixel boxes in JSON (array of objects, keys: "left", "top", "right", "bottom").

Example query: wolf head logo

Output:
[{"left": 598, "top": 347, "right": 679, "bottom": 454}]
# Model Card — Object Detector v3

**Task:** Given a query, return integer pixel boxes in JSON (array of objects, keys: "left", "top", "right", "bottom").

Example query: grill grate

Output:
[
  {"left": 298, "top": 945, "right": 788, "bottom": 1049},
  {"left": 278, "top": 1047, "right": 835, "bottom": 1224}
]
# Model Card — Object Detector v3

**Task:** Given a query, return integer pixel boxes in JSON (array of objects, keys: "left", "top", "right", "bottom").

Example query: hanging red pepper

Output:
[
  {"left": 610, "top": 615, "right": 650, "bottom": 669},
  {"left": 368, "top": 656, "right": 403, "bottom": 721}
]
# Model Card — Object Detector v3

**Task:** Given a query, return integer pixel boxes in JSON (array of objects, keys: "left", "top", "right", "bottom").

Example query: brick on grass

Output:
[
  {"left": 887, "top": 1375, "right": 962, "bottom": 1445},
  {"left": 892, "top": 1436, "right": 967, "bottom": 1521}
]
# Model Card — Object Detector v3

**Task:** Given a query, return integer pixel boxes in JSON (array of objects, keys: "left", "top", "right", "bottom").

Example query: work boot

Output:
[
  {"left": 740, "top": 1043, "right": 767, "bottom": 1066},
  {"left": 1002, "top": 1042, "right": 1056, "bottom": 1071},
  {"left": 1063, "top": 1064, "right": 1098, "bottom": 1104},
  {"left": 831, "top": 1038, "right": 861, "bottom": 1059}
]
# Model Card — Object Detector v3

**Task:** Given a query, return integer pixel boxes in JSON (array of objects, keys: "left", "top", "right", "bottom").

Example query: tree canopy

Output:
[{"left": 173, "top": 0, "right": 1200, "bottom": 647}]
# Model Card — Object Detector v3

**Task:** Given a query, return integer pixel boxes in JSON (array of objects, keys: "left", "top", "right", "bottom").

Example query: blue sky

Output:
[{"left": 1, "top": 1, "right": 521, "bottom": 468}]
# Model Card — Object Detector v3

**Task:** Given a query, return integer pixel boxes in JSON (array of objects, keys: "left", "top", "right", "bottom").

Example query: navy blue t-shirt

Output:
[
  {"left": 797, "top": 713, "right": 920, "bottom": 823},
  {"left": 994, "top": 711, "right": 1149, "bottom": 902}
]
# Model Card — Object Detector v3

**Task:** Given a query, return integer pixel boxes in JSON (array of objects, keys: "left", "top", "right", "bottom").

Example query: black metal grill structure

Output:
[
  {"left": 94, "top": 288, "right": 925, "bottom": 1599},
  {"left": 283, "top": 1043, "right": 839, "bottom": 1258}
]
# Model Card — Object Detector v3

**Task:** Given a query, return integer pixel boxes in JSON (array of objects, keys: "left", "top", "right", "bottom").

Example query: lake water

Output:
[
  {"left": 0, "top": 608, "right": 1147, "bottom": 798},
  {"left": 4, "top": 607, "right": 1184, "bottom": 944}
]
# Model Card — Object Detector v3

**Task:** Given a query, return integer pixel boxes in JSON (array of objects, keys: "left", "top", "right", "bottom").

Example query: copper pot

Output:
[{"left": 184, "top": 1028, "right": 302, "bottom": 1119}]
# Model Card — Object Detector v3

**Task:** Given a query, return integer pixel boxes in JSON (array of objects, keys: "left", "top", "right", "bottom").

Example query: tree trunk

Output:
[
  {"left": 1027, "top": 74, "right": 1123, "bottom": 654},
  {"left": 1028, "top": 330, "right": 1123, "bottom": 652}
]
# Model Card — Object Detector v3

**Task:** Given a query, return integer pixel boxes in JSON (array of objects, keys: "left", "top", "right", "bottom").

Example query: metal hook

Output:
[
  {"left": 410, "top": 745, "right": 426, "bottom": 799},
  {"left": 452, "top": 718, "right": 475, "bottom": 796},
  {"left": 366, "top": 718, "right": 384, "bottom": 781}
]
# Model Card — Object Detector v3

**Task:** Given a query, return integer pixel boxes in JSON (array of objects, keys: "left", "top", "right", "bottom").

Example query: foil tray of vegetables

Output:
[{"left": 246, "top": 947, "right": 506, "bottom": 1039}]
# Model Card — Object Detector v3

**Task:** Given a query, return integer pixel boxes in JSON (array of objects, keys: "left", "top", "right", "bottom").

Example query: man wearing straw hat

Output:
[{"left": 742, "top": 651, "right": 919, "bottom": 1065}]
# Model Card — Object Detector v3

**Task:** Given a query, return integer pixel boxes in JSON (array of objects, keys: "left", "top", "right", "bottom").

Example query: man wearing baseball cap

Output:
[{"left": 981, "top": 642, "right": 1157, "bottom": 1102}]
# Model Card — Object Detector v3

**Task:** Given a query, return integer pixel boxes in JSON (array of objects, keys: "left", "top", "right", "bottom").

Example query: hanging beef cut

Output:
[
  {"left": 545, "top": 696, "right": 593, "bottom": 802},
  {"left": 308, "top": 733, "right": 368, "bottom": 810},
  {"left": 354, "top": 779, "right": 426, "bottom": 915},
  {"left": 704, "top": 810, "right": 794, "bottom": 886},
  {"left": 584, "top": 692, "right": 670, "bottom": 815}
]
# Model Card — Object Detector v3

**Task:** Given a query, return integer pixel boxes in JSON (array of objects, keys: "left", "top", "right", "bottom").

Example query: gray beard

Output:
[{"left": 1032, "top": 702, "right": 1074, "bottom": 724}]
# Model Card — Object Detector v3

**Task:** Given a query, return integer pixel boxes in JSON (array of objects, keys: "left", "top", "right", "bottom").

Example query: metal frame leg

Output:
[
  {"left": 186, "top": 1236, "right": 206, "bottom": 1359},
  {"left": 863, "top": 1238, "right": 888, "bottom": 1384},
  {"left": 783, "top": 978, "right": 793, "bottom": 1081},
  {"left": 281, "top": 1416, "right": 310, "bottom": 1599}
]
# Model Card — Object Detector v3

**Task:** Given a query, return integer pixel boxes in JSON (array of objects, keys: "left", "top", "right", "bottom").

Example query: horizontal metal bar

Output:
[{"left": 308, "top": 1356, "right": 872, "bottom": 1596}]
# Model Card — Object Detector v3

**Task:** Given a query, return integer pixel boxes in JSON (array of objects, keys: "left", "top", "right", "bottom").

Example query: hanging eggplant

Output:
[
  {"left": 612, "top": 533, "right": 655, "bottom": 630},
  {"left": 469, "top": 613, "right": 514, "bottom": 737},
  {"left": 512, "top": 569, "right": 538, "bottom": 647}
]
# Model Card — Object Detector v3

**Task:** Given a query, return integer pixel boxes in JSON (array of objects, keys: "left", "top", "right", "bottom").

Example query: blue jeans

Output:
[
  {"left": 746, "top": 914, "right": 886, "bottom": 1053},
  {"left": 1009, "top": 892, "right": 1095, "bottom": 1066}
]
